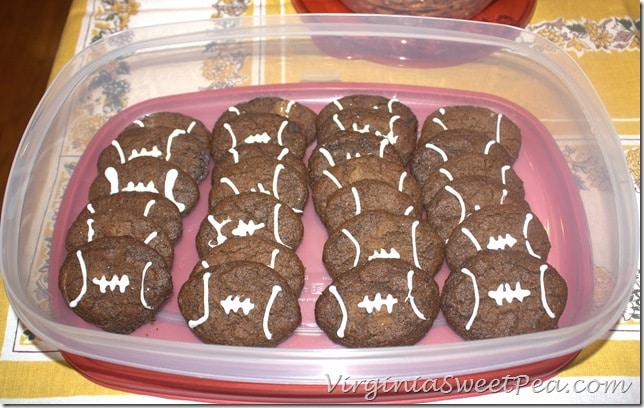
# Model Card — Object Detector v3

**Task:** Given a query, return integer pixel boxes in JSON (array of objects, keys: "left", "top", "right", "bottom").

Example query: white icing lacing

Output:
[
  {"left": 329, "top": 285, "right": 348, "bottom": 338},
  {"left": 188, "top": 272, "right": 211, "bottom": 328},
  {"left": 263, "top": 285, "right": 282, "bottom": 340},
  {"left": 461, "top": 268, "right": 480, "bottom": 331},
  {"left": 405, "top": 270, "right": 426, "bottom": 320},
  {"left": 342, "top": 228, "right": 361, "bottom": 268},
  {"left": 540, "top": 264, "right": 556, "bottom": 318}
]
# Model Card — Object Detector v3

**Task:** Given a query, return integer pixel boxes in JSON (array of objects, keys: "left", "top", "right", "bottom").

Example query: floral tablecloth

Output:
[{"left": 0, "top": 0, "right": 639, "bottom": 403}]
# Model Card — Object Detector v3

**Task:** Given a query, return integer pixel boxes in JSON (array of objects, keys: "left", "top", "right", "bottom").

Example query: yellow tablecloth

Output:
[{"left": 1, "top": 0, "right": 639, "bottom": 403}]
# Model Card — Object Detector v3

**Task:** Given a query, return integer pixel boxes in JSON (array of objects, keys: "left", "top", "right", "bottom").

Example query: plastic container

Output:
[
  {"left": 339, "top": 0, "right": 494, "bottom": 19},
  {"left": 0, "top": 14, "right": 638, "bottom": 403}
]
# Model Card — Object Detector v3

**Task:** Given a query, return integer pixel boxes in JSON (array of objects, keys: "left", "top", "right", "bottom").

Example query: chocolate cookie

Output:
[
  {"left": 98, "top": 125, "right": 210, "bottom": 183},
  {"left": 315, "top": 259, "right": 439, "bottom": 347},
  {"left": 215, "top": 97, "right": 317, "bottom": 145},
  {"left": 317, "top": 109, "right": 417, "bottom": 164},
  {"left": 410, "top": 128, "right": 514, "bottom": 187},
  {"left": 422, "top": 152, "right": 525, "bottom": 206},
  {"left": 88, "top": 157, "right": 200, "bottom": 216},
  {"left": 123, "top": 111, "right": 211, "bottom": 149},
  {"left": 70, "top": 191, "right": 182, "bottom": 242},
  {"left": 311, "top": 155, "right": 422, "bottom": 221},
  {"left": 196, "top": 192, "right": 304, "bottom": 258},
  {"left": 324, "top": 179, "right": 420, "bottom": 231},
  {"left": 307, "top": 131, "right": 404, "bottom": 185},
  {"left": 422, "top": 105, "right": 522, "bottom": 160},
  {"left": 209, "top": 154, "right": 309, "bottom": 213},
  {"left": 214, "top": 144, "right": 307, "bottom": 180},
  {"left": 178, "top": 260, "right": 302, "bottom": 347},
  {"left": 210, "top": 112, "right": 308, "bottom": 160},
  {"left": 65, "top": 206, "right": 174, "bottom": 269},
  {"left": 58, "top": 236, "right": 172, "bottom": 334},
  {"left": 445, "top": 205, "right": 551, "bottom": 272},
  {"left": 192, "top": 236, "right": 305, "bottom": 295},
  {"left": 441, "top": 250, "right": 567, "bottom": 340},
  {"left": 322, "top": 211, "right": 444, "bottom": 279},
  {"left": 424, "top": 175, "right": 530, "bottom": 241},
  {"left": 316, "top": 95, "right": 418, "bottom": 135}
]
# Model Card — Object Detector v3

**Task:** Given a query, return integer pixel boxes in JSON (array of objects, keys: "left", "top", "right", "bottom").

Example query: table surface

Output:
[{"left": 0, "top": 0, "right": 640, "bottom": 404}]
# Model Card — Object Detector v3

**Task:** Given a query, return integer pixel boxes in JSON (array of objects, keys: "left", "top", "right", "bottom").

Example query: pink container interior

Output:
[{"left": 49, "top": 82, "right": 594, "bottom": 349}]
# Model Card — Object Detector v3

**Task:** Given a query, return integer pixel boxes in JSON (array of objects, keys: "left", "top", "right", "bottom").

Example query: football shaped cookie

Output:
[
  {"left": 315, "top": 259, "right": 440, "bottom": 347},
  {"left": 445, "top": 205, "right": 551, "bottom": 271},
  {"left": 196, "top": 192, "right": 304, "bottom": 258},
  {"left": 58, "top": 236, "right": 172, "bottom": 334},
  {"left": 441, "top": 251, "right": 567, "bottom": 340},
  {"left": 422, "top": 105, "right": 522, "bottom": 160},
  {"left": 88, "top": 156, "right": 200, "bottom": 216},
  {"left": 178, "top": 260, "right": 301, "bottom": 347},
  {"left": 210, "top": 112, "right": 308, "bottom": 160},
  {"left": 322, "top": 211, "right": 444, "bottom": 279},
  {"left": 192, "top": 236, "right": 305, "bottom": 295}
]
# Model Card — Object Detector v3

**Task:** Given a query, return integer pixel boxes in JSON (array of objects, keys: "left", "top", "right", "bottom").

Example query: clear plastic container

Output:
[{"left": 0, "top": 14, "right": 638, "bottom": 402}]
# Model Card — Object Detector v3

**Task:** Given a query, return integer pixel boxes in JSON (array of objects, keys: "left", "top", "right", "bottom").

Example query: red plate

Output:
[
  {"left": 291, "top": 0, "right": 537, "bottom": 28},
  {"left": 50, "top": 82, "right": 591, "bottom": 402}
]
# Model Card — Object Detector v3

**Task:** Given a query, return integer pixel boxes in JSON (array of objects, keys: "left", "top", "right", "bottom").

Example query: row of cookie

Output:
[
  {"left": 410, "top": 106, "right": 568, "bottom": 340},
  {"left": 307, "top": 95, "right": 445, "bottom": 347},
  {"left": 59, "top": 112, "right": 212, "bottom": 334},
  {"left": 177, "top": 97, "right": 318, "bottom": 347}
]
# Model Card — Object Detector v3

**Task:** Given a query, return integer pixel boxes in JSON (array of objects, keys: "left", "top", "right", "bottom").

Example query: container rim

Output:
[{"left": 0, "top": 14, "right": 639, "bottom": 386}]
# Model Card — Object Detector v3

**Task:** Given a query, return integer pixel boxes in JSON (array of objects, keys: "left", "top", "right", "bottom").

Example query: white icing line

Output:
[
  {"left": 461, "top": 227, "right": 482, "bottom": 251},
  {"left": 220, "top": 177, "right": 241, "bottom": 195},
  {"left": 263, "top": 285, "right": 282, "bottom": 340},
  {"left": 342, "top": 228, "right": 361, "bottom": 268},
  {"left": 432, "top": 117, "right": 448, "bottom": 130},
  {"left": 500, "top": 165, "right": 510, "bottom": 186},
  {"left": 523, "top": 213, "right": 542, "bottom": 259},
  {"left": 445, "top": 185, "right": 466, "bottom": 224},
  {"left": 144, "top": 231, "right": 157, "bottom": 245},
  {"left": 143, "top": 199, "right": 156, "bottom": 217},
  {"left": 496, "top": 113, "right": 503, "bottom": 143},
  {"left": 273, "top": 203, "right": 286, "bottom": 247},
  {"left": 484, "top": 139, "right": 496, "bottom": 155},
  {"left": 404, "top": 206, "right": 414, "bottom": 216},
  {"left": 272, "top": 164, "right": 285, "bottom": 200},
  {"left": 332, "top": 113, "right": 345, "bottom": 131},
  {"left": 111, "top": 140, "right": 126, "bottom": 164},
  {"left": 188, "top": 272, "right": 211, "bottom": 328},
  {"left": 461, "top": 268, "right": 480, "bottom": 330},
  {"left": 86, "top": 219, "right": 95, "bottom": 242},
  {"left": 425, "top": 143, "right": 448, "bottom": 162},
  {"left": 540, "top": 264, "right": 556, "bottom": 318},
  {"left": 104, "top": 167, "right": 120, "bottom": 194},
  {"left": 329, "top": 285, "right": 348, "bottom": 338},
  {"left": 140, "top": 261, "right": 153, "bottom": 310},
  {"left": 323, "top": 169, "right": 343, "bottom": 189},
  {"left": 351, "top": 186, "right": 361, "bottom": 215},
  {"left": 411, "top": 220, "right": 420, "bottom": 269},
  {"left": 223, "top": 123, "right": 238, "bottom": 149},
  {"left": 133, "top": 119, "right": 145, "bottom": 127},
  {"left": 165, "top": 129, "right": 186, "bottom": 161},
  {"left": 277, "top": 120, "right": 288, "bottom": 146},
  {"left": 69, "top": 250, "right": 88, "bottom": 308},
  {"left": 319, "top": 148, "right": 335, "bottom": 167},
  {"left": 87, "top": 203, "right": 95, "bottom": 214},
  {"left": 439, "top": 168, "right": 454, "bottom": 181},
  {"left": 405, "top": 270, "right": 426, "bottom": 320},
  {"left": 186, "top": 121, "right": 196, "bottom": 133},
  {"left": 398, "top": 172, "right": 407, "bottom": 192},
  {"left": 164, "top": 169, "right": 185, "bottom": 212},
  {"left": 268, "top": 248, "right": 280, "bottom": 269}
]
